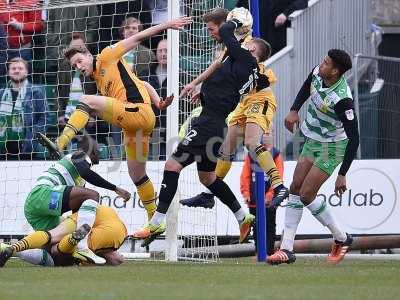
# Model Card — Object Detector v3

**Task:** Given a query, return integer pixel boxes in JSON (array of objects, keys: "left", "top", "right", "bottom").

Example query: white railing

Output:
[{"left": 266, "top": 0, "right": 372, "bottom": 154}]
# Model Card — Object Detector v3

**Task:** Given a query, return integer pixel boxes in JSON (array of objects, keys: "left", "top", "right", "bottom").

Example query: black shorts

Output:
[{"left": 171, "top": 140, "right": 222, "bottom": 172}]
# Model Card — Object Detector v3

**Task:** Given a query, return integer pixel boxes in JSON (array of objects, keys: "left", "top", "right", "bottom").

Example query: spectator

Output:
[
  {"left": 44, "top": 5, "right": 99, "bottom": 111},
  {"left": 240, "top": 134, "right": 284, "bottom": 255},
  {"left": 139, "top": 38, "right": 167, "bottom": 160},
  {"left": 0, "top": 23, "right": 7, "bottom": 87},
  {"left": 260, "top": 0, "right": 308, "bottom": 55},
  {"left": 0, "top": 0, "right": 44, "bottom": 74},
  {"left": 120, "top": 17, "right": 156, "bottom": 77},
  {"left": 0, "top": 57, "right": 47, "bottom": 160}
]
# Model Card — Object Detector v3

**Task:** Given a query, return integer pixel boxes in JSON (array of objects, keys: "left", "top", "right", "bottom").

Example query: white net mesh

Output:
[{"left": 0, "top": 0, "right": 224, "bottom": 262}]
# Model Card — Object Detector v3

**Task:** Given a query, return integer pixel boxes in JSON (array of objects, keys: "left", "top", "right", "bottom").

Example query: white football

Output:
[{"left": 226, "top": 7, "right": 253, "bottom": 40}]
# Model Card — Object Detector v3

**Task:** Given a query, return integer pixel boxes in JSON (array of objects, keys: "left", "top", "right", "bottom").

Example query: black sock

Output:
[
  {"left": 207, "top": 178, "right": 241, "bottom": 213},
  {"left": 156, "top": 170, "right": 180, "bottom": 214}
]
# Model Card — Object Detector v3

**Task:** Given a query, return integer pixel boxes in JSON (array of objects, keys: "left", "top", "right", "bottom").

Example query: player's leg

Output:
[
  {"left": 56, "top": 95, "right": 108, "bottom": 151},
  {"left": 301, "top": 140, "right": 352, "bottom": 264},
  {"left": 196, "top": 143, "right": 254, "bottom": 243},
  {"left": 267, "top": 156, "right": 313, "bottom": 265},
  {"left": 125, "top": 130, "right": 157, "bottom": 221},
  {"left": 180, "top": 124, "right": 243, "bottom": 208},
  {"left": 244, "top": 122, "right": 289, "bottom": 206},
  {"left": 133, "top": 145, "right": 195, "bottom": 241}
]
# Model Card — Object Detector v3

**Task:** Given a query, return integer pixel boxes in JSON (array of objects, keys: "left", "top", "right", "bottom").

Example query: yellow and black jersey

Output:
[{"left": 92, "top": 41, "right": 151, "bottom": 105}]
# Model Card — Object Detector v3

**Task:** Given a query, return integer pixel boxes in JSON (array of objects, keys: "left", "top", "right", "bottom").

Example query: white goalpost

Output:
[{"left": 0, "top": 0, "right": 224, "bottom": 263}]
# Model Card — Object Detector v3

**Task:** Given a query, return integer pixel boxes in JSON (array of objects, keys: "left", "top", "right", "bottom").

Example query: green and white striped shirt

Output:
[
  {"left": 35, "top": 154, "right": 90, "bottom": 188},
  {"left": 301, "top": 66, "right": 353, "bottom": 142}
]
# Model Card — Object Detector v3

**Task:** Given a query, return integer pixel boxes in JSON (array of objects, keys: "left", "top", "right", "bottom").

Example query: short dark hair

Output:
[
  {"left": 328, "top": 49, "right": 352, "bottom": 76},
  {"left": 252, "top": 38, "right": 271, "bottom": 62},
  {"left": 63, "top": 44, "right": 90, "bottom": 62},
  {"left": 203, "top": 7, "right": 228, "bottom": 25}
]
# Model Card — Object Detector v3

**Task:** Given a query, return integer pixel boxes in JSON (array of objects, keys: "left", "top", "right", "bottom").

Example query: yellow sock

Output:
[
  {"left": 215, "top": 159, "right": 232, "bottom": 179},
  {"left": 11, "top": 231, "right": 50, "bottom": 254},
  {"left": 57, "top": 106, "right": 90, "bottom": 150},
  {"left": 135, "top": 175, "right": 156, "bottom": 221},
  {"left": 254, "top": 144, "right": 282, "bottom": 188},
  {"left": 57, "top": 234, "right": 78, "bottom": 254}
]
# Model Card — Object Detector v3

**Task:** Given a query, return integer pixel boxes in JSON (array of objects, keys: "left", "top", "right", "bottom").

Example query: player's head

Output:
[
  {"left": 319, "top": 49, "right": 352, "bottom": 80},
  {"left": 156, "top": 39, "right": 168, "bottom": 66},
  {"left": 245, "top": 38, "right": 271, "bottom": 63},
  {"left": 63, "top": 44, "right": 93, "bottom": 77},
  {"left": 77, "top": 135, "right": 100, "bottom": 165},
  {"left": 7, "top": 57, "right": 29, "bottom": 83},
  {"left": 203, "top": 8, "right": 229, "bottom": 42},
  {"left": 120, "top": 17, "right": 143, "bottom": 39}
]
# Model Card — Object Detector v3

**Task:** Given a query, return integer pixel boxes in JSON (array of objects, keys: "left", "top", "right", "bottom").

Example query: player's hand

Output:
[
  {"left": 284, "top": 110, "right": 300, "bottom": 133},
  {"left": 158, "top": 94, "right": 174, "bottom": 110},
  {"left": 190, "top": 90, "right": 201, "bottom": 104},
  {"left": 115, "top": 187, "right": 131, "bottom": 202},
  {"left": 180, "top": 82, "right": 196, "bottom": 98},
  {"left": 167, "top": 16, "right": 192, "bottom": 30},
  {"left": 275, "top": 13, "right": 287, "bottom": 27},
  {"left": 334, "top": 175, "right": 347, "bottom": 197}
]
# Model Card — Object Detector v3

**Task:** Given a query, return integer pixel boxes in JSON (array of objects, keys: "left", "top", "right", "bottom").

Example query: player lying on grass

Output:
[
  {"left": 180, "top": 7, "right": 289, "bottom": 210},
  {"left": 0, "top": 205, "right": 127, "bottom": 266},
  {"left": 37, "top": 16, "right": 192, "bottom": 225},
  {"left": 0, "top": 136, "right": 130, "bottom": 267},
  {"left": 267, "top": 49, "right": 359, "bottom": 265},
  {"left": 133, "top": 9, "right": 271, "bottom": 246}
]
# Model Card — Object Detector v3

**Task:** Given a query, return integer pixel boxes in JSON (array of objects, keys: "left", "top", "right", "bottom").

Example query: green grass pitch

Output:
[{"left": 1, "top": 258, "right": 400, "bottom": 300}]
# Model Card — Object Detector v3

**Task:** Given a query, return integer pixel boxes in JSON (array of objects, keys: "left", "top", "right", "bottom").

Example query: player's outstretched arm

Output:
[
  {"left": 122, "top": 16, "right": 192, "bottom": 56},
  {"left": 143, "top": 81, "right": 174, "bottom": 110}
]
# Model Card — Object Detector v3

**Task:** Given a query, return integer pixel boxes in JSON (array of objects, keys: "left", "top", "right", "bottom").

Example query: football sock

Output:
[
  {"left": 57, "top": 103, "right": 90, "bottom": 150},
  {"left": 57, "top": 234, "right": 78, "bottom": 254},
  {"left": 215, "top": 159, "right": 232, "bottom": 179},
  {"left": 16, "top": 249, "right": 54, "bottom": 266},
  {"left": 280, "top": 194, "right": 303, "bottom": 251},
  {"left": 11, "top": 231, "right": 51, "bottom": 254},
  {"left": 76, "top": 199, "right": 98, "bottom": 250},
  {"left": 207, "top": 178, "right": 242, "bottom": 215},
  {"left": 155, "top": 170, "right": 180, "bottom": 215},
  {"left": 306, "top": 197, "right": 347, "bottom": 242},
  {"left": 253, "top": 144, "right": 282, "bottom": 188},
  {"left": 135, "top": 175, "right": 157, "bottom": 221}
]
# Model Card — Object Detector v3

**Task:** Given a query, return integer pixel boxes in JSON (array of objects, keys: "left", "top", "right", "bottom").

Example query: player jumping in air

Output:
[
  {"left": 37, "top": 16, "right": 192, "bottom": 224},
  {"left": 133, "top": 9, "right": 271, "bottom": 246},
  {"left": 180, "top": 8, "right": 289, "bottom": 210},
  {"left": 267, "top": 49, "right": 359, "bottom": 265}
]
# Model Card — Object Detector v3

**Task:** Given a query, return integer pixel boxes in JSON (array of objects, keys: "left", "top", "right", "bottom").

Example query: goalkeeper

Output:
[
  {"left": 0, "top": 136, "right": 130, "bottom": 267},
  {"left": 181, "top": 7, "right": 289, "bottom": 209}
]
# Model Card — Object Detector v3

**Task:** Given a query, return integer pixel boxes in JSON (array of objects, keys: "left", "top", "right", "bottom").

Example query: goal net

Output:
[{"left": 0, "top": 0, "right": 223, "bottom": 262}]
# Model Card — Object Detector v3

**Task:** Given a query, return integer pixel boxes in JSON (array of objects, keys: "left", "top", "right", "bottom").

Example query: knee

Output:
[
  {"left": 299, "top": 186, "right": 315, "bottom": 203},
  {"left": 164, "top": 159, "right": 182, "bottom": 173},
  {"left": 199, "top": 173, "right": 216, "bottom": 186},
  {"left": 244, "top": 137, "right": 258, "bottom": 152}
]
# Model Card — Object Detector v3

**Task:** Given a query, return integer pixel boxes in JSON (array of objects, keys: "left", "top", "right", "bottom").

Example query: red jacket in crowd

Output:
[
  {"left": 0, "top": 0, "right": 44, "bottom": 49},
  {"left": 240, "top": 147, "right": 284, "bottom": 208}
]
